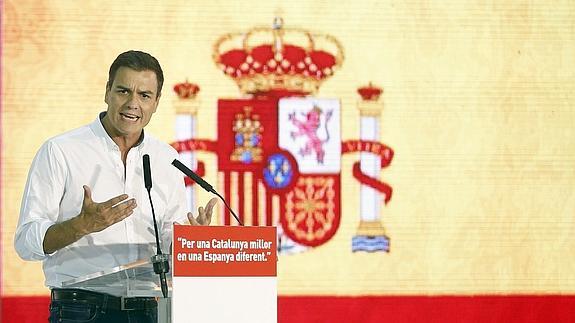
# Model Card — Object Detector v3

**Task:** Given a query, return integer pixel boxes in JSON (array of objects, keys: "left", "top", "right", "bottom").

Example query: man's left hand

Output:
[{"left": 187, "top": 197, "right": 217, "bottom": 226}]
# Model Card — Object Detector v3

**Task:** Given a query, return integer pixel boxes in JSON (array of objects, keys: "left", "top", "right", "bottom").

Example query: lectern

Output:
[
  {"left": 61, "top": 225, "right": 277, "bottom": 323},
  {"left": 172, "top": 225, "right": 277, "bottom": 323}
]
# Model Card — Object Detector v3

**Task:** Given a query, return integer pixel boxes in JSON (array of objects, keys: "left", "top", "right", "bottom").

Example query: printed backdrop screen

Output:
[{"left": 2, "top": 0, "right": 575, "bottom": 322}]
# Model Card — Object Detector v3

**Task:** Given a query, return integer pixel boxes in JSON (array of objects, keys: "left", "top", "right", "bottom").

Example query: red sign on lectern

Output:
[{"left": 173, "top": 225, "right": 277, "bottom": 277}]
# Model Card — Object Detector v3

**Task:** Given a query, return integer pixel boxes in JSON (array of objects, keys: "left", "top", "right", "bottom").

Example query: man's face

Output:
[{"left": 104, "top": 66, "right": 160, "bottom": 139}]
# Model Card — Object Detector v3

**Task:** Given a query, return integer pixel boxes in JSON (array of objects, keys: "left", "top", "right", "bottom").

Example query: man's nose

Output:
[{"left": 125, "top": 93, "right": 141, "bottom": 108}]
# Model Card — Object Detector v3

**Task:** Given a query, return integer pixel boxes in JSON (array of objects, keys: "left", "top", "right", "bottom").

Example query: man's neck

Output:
[
  {"left": 100, "top": 114, "right": 143, "bottom": 163},
  {"left": 113, "top": 136, "right": 138, "bottom": 157}
]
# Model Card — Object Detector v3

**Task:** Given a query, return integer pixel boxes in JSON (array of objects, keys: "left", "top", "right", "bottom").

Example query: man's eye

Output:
[{"left": 117, "top": 89, "right": 128, "bottom": 94}]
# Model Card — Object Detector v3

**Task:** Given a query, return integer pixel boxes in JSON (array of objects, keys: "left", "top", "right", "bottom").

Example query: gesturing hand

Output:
[
  {"left": 77, "top": 185, "right": 137, "bottom": 234},
  {"left": 187, "top": 197, "right": 217, "bottom": 226}
]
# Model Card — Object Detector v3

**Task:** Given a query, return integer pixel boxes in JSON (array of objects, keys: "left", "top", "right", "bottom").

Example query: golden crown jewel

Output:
[{"left": 213, "top": 17, "right": 344, "bottom": 95}]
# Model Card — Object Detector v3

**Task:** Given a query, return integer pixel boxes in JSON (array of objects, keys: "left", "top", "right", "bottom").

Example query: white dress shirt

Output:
[{"left": 14, "top": 113, "right": 188, "bottom": 295}]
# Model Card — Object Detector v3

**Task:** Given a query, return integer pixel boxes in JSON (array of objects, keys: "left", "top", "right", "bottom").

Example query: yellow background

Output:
[{"left": 2, "top": 0, "right": 575, "bottom": 297}]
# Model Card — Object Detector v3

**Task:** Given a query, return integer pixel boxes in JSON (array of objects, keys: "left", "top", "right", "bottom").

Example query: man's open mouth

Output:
[{"left": 120, "top": 113, "right": 140, "bottom": 121}]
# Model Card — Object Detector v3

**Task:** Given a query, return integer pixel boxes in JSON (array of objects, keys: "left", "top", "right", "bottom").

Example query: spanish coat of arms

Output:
[{"left": 172, "top": 18, "right": 394, "bottom": 253}]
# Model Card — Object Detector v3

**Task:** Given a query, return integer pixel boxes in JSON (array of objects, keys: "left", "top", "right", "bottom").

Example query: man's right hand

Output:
[
  {"left": 76, "top": 185, "right": 137, "bottom": 234},
  {"left": 43, "top": 185, "right": 136, "bottom": 254}
]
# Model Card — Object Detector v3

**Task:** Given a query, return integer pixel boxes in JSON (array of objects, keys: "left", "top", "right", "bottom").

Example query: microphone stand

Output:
[
  {"left": 143, "top": 155, "right": 170, "bottom": 298},
  {"left": 146, "top": 191, "right": 170, "bottom": 298}
]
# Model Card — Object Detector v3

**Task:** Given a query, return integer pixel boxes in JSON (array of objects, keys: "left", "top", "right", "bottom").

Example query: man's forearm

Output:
[{"left": 43, "top": 215, "right": 88, "bottom": 254}]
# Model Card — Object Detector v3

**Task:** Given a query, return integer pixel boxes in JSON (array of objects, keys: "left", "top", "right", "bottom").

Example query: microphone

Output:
[
  {"left": 171, "top": 159, "right": 214, "bottom": 193},
  {"left": 142, "top": 154, "right": 169, "bottom": 298},
  {"left": 143, "top": 154, "right": 152, "bottom": 190},
  {"left": 171, "top": 159, "right": 243, "bottom": 226}
]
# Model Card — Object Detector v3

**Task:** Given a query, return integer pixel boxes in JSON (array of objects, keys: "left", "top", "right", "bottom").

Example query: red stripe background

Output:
[{"left": 3, "top": 295, "right": 575, "bottom": 322}]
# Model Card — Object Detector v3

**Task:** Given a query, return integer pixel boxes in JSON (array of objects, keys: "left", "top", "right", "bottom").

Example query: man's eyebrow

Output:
[
  {"left": 114, "top": 85, "right": 155, "bottom": 96},
  {"left": 138, "top": 89, "right": 155, "bottom": 95},
  {"left": 114, "top": 85, "right": 130, "bottom": 91}
]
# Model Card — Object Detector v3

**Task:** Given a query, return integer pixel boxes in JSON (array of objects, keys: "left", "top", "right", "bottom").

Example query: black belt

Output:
[{"left": 51, "top": 289, "right": 157, "bottom": 311}]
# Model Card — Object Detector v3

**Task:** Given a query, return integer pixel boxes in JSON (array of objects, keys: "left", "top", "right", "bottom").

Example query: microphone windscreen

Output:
[
  {"left": 143, "top": 154, "right": 152, "bottom": 189},
  {"left": 171, "top": 159, "right": 213, "bottom": 193}
]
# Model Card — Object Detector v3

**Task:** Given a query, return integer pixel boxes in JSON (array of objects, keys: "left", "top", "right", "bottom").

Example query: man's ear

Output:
[
  {"left": 104, "top": 85, "right": 110, "bottom": 105},
  {"left": 152, "top": 93, "right": 161, "bottom": 113}
]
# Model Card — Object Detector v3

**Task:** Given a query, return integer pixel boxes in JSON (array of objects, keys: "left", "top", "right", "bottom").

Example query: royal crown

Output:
[
  {"left": 357, "top": 83, "right": 383, "bottom": 101},
  {"left": 213, "top": 17, "right": 344, "bottom": 95},
  {"left": 173, "top": 80, "right": 200, "bottom": 99}
]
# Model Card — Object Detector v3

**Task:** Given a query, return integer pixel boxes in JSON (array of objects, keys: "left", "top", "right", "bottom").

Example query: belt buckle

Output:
[{"left": 120, "top": 297, "right": 136, "bottom": 311}]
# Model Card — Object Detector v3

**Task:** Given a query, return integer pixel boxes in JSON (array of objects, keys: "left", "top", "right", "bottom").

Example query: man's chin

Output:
[{"left": 116, "top": 126, "right": 143, "bottom": 137}]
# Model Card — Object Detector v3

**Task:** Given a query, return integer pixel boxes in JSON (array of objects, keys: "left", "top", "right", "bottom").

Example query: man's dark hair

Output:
[{"left": 107, "top": 50, "right": 164, "bottom": 97}]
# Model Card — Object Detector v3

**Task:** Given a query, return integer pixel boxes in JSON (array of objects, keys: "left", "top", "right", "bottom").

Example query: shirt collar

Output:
[{"left": 90, "top": 112, "right": 147, "bottom": 151}]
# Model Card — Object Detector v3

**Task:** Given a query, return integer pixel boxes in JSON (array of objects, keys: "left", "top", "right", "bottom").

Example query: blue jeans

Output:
[{"left": 49, "top": 299, "right": 158, "bottom": 323}]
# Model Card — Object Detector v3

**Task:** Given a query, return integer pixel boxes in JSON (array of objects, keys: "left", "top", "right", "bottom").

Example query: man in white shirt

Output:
[{"left": 14, "top": 50, "right": 215, "bottom": 323}]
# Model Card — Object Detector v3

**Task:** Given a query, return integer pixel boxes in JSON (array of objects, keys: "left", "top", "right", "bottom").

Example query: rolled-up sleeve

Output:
[{"left": 14, "top": 141, "right": 67, "bottom": 260}]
